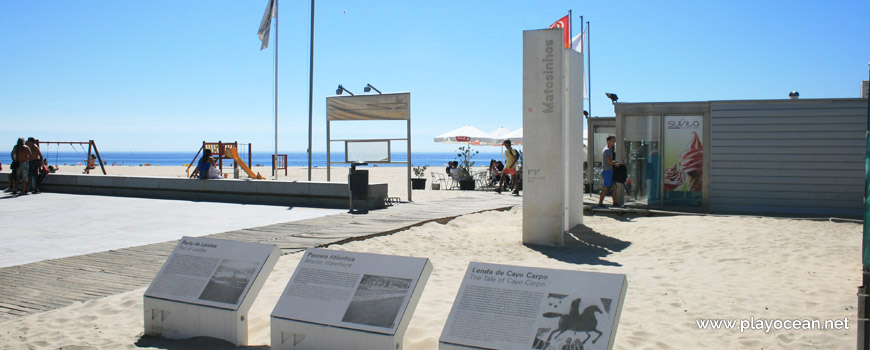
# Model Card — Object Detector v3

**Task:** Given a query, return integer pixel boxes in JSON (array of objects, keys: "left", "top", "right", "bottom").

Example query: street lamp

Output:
[
  {"left": 363, "top": 83, "right": 382, "bottom": 94},
  {"left": 336, "top": 84, "right": 354, "bottom": 96}
]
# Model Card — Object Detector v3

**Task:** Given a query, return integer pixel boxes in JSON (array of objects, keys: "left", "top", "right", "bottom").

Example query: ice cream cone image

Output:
[
  {"left": 663, "top": 164, "right": 686, "bottom": 191},
  {"left": 679, "top": 131, "right": 703, "bottom": 192}
]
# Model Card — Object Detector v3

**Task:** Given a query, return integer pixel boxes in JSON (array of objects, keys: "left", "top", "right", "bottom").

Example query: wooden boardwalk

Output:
[{"left": 0, "top": 193, "right": 521, "bottom": 321}]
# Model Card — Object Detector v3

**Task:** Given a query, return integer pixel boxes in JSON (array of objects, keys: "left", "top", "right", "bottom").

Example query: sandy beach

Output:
[{"left": 0, "top": 166, "right": 862, "bottom": 349}]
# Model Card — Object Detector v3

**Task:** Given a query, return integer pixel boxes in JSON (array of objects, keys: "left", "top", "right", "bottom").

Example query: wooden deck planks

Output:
[{"left": 0, "top": 194, "right": 520, "bottom": 321}]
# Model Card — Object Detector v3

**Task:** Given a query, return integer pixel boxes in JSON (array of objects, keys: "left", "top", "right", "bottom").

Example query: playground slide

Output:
[{"left": 225, "top": 147, "right": 266, "bottom": 180}]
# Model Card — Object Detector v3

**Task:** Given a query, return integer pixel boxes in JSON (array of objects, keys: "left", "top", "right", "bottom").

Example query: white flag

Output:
[
  {"left": 258, "top": 0, "right": 276, "bottom": 50},
  {"left": 571, "top": 32, "right": 583, "bottom": 54}
]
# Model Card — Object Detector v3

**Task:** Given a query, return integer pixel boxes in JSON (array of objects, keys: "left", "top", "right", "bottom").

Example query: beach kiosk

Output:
[{"left": 605, "top": 97, "right": 867, "bottom": 217}]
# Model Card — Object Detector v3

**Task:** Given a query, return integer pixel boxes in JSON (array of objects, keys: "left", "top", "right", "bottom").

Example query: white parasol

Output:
[{"left": 434, "top": 125, "right": 491, "bottom": 145}]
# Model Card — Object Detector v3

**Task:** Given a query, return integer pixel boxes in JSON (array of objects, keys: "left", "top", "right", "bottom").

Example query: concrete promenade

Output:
[{"left": 0, "top": 191, "right": 521, "bottom": 321}]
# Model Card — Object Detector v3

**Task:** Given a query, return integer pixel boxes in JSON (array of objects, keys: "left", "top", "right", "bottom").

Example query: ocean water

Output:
[{"left": 3, "top": 151, "right": 505, "bottom": 168}]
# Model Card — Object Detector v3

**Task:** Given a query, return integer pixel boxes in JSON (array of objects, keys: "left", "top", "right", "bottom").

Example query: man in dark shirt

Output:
[{"left": 597, "top": 136, "right": 622, "bottom": 208}]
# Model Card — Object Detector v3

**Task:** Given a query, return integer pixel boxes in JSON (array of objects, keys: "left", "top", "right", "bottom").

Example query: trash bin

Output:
[{"left": 348, "top": 162, "right": 369, "bottom": 213}]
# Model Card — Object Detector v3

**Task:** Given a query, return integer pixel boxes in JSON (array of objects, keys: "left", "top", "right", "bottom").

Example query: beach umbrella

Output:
[
  {"left": 481, "top": 127, "right": 513, "bottom": 146},
  {"left": 434, "top": 125, "right": 490, "bottom": 145},
  {"left": 500, "top": 128, "right": 523, "bottom": 145}
]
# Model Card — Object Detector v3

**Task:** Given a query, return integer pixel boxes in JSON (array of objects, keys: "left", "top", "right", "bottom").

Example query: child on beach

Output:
[{"left": 84, "top": 155, "right": 97, "bottom": 174}]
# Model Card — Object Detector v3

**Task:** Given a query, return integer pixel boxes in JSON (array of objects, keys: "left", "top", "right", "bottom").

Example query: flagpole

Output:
[
  {"left": 274, "top": 0, "right": 279, "bottom": 180},
  {"left": 568, "top": 10, "right": 572, "bottom": 44},
  {"left": 307, "top": 0, "right": 315, "bottom": 181},
  {"left": 587, "top": 21, "right": 591, "bottom": 119}
]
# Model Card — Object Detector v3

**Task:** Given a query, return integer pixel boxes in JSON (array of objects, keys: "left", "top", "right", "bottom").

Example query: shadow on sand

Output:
[
  {"left": 135, "top": 335, "right": 269, "bottom": 350},
  {"left": 525, "top": 224, "right": 632, "bottom": 267}
]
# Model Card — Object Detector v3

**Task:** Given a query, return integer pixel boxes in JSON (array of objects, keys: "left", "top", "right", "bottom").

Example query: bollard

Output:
[{"left": 348, "top": 162, "right": 369, "bottom": 214}]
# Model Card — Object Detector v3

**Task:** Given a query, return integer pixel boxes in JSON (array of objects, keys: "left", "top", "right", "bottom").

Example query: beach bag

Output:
[
  {"left": 613, "top": 164, "right": 627, "bottom": 183},
  {"left": 207, "top": 165, "right": 222, "bottom": 179}
]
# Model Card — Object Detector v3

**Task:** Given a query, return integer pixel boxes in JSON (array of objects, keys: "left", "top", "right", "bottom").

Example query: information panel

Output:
[
  {"left": 272, "top": 248, "right": 430, "bottom": 335},
  {"left": 144, "top": 237, "right": 276, "bottom": 310},
  {"left": 439, "top": 262, "right": 627, "bottom": 350}
]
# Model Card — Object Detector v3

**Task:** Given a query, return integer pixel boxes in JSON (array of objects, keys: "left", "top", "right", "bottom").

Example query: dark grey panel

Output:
[
  {"left": 709, "top": 204, "right": 861, "bottom": 218},
  {"left": 711, "top": 101, "right": 867, "bottom": 111},
  {"left": 711, "top": 146, "right": 864, "bottom": 155},
  {"left": 711, "top": 131, "right": 865, "bottom": 140},
  {"left": 710, "top": 189, "right": 863, "bottom": 201},
  {"left": 712, "top": 123, "right": 865, "bottom": 132},
  {"left": 712, "top": 115, "right": 866, "bottom": 124},
  {"left": 711, "top": 168, "right": 862, "bottom": 178},
  {"left": 711, "top": 183, "right": 859, "bottom": 193},
  {"left": 710, "top": 161, "right": 863, "bottom": 171},
  {"left": 711, "top": 109, "right": 867, "bottom": 119},
  {"left": 710, "top": 138, "right": 865, "bottom": 147},
  {"left": 710, "top": 175, "right": 864, "bottom": 185},
  {"left": 711, "top": 154, "right": 846, "bottom": 162}
]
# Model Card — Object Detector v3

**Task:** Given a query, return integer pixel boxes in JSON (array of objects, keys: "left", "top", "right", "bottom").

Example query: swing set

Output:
[{"left": 40, "top": 140, "right": 107, "bottom": 175}]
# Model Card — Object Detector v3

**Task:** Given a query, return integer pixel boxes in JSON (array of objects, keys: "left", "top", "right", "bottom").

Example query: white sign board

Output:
[
  {"left": 346, "top": 140, "right": 390, "bottom": 163},
  {"left": 144, "top": 236, "right": 276, "bottom": 310},
  {"left": 522, "top": 28, "right": 584, "bottom": 246},
  {"left": 272, "top": 248, "right": 431, "bottom": 335},
  {"left": 439, "top": 262, "right": 627, "bottom": 350}
]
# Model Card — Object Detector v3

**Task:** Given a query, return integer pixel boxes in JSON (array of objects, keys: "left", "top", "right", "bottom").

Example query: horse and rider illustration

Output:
[{"left": 532, "top": 298, "right": 606, "bottom": 350}]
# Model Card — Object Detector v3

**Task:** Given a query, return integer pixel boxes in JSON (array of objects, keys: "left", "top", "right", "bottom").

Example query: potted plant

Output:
[
  {"left": 455, "top": 145, "right": 479, "bottom": 190},
  {"left": 411, "top": 165, "right": 428, "bottom": 190}
]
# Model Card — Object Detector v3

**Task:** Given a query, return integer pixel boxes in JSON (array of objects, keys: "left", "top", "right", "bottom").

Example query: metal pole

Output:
[
  {"left": 407, "top": 117, "right": 412, "bottom": 202},
  {"left": 587, "top": 21, "right": 591, "bottom": 119},
  {"left": 568, "top": 10, "right": 572, "bottom": 46},
  {"left": 307, "top": 0, "right": 315, "bottom": 181},
  {"left": 860, "top": 62, "right": 870, "bottom": 350},
  {"left": 273, "top": 0, "right": 279, "bottom": 180}
]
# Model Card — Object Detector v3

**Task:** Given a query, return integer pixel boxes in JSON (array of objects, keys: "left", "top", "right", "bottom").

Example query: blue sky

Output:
[{"left": 1, "top": 0, "right": 867, "bottom": 153}]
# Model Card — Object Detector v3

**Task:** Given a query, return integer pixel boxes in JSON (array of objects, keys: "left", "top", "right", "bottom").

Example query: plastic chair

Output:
[{"left": 431, "top": 171, "right": 447, "bottom": 190}]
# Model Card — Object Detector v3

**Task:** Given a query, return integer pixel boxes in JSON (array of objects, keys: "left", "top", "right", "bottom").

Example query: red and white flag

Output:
[{"left": 549, "top": 15, "right": 570, "bottom": 48}]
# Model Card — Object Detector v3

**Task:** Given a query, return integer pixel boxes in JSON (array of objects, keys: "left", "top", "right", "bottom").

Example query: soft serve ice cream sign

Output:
[{"left": 663, "top": 116, "right": 703, "bottom": 193}]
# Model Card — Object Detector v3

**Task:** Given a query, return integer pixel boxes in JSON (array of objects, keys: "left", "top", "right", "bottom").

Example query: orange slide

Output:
[{"left": 225, "top": 147, "right": 266, "bottom": 180}]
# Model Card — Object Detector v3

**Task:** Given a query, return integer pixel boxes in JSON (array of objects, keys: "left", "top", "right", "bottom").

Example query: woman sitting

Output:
[{"left": 192, "top": 149, "right": 221, "bottom": 179}]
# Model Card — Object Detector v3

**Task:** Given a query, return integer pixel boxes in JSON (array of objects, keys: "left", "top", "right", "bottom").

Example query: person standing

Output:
[
  {"left": 26, "top": 138, "right": 43, "bottom": 193},
  {"left": 598, "top": 135, "right": 622, "bottom": 208},
  {"left": 497, "top": 140, "right": 520, "bottom": 195},
  {"left": 11, "top": 138, "right": 33, "bottom": 195}
]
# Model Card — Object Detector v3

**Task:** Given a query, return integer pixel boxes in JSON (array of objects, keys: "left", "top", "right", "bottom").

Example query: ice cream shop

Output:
[{"left": 590, "top": 97, "right": 868, "bottom": 218}]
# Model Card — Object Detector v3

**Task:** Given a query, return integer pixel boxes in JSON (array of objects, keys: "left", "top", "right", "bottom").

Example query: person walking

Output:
[
  {"left": 497, "top": 139, "right": 520, "bottom": 195},
  {"left": 598, "top": 135, "right": 622, "bottom": 208}
]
